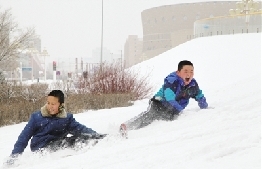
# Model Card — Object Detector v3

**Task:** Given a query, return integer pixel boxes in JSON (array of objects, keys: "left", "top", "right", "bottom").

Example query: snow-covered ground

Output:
[{"left": 0, "top": 33, "right": 261, "bottom": 169}]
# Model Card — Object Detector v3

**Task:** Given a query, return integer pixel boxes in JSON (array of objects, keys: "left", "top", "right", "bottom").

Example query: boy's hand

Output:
[
  {"left": 4, "top": 154, "right": 18, "bottom": 167},
  {"left": 93, "top": 133, "right": 107, "bottom": 139},
  {"left": 5, "top": 158, "right": 16, "bottom": 166},
  {"left": 81, "top": 133, "right": 107, "bottom": 140},
  {"left": 197, "top": 97, "right": 208, "bottom": 109}
]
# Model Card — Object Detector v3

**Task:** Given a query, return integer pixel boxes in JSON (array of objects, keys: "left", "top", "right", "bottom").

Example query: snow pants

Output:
[
  {"left": 44, "top": 135, "right": 89, "bottom": 151},
  {"left": 44, "top": 134, "right": 106, "bottom": 152},
  {"left": 124, "top": 99, "right": 180, "bottom": 130}
]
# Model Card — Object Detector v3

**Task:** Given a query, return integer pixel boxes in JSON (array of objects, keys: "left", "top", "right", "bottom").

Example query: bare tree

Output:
[
  {"left": 20, "top": 83, "right": 48, "bottom": 102},
  {"left": 0, "top": 8, "right": 35, "bottom": 81}
]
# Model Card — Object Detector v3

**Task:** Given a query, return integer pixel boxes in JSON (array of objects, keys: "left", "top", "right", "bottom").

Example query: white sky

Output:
[
  {"left": 0, "top": 33, "right": 261, "bottom": 169},
  {"left": 0, "top": 0, "right": 240, "bottom": 61}
]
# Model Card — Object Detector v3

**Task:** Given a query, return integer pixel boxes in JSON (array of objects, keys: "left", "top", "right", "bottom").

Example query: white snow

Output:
[{"left": 0, "top": 33, "right": 261, "bottom": 169}]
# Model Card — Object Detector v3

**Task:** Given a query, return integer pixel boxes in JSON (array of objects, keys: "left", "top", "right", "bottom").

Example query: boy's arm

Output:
[
  {"left": 67, "top": 114, "right": 106, "bottom": 139},
  {"left": 195, "top": 90, "right": 208, "bottom": 109},
  {"left": 11, "top": 114, "right": 35, "bottom": 155},
  {"left": 67, "top": 114, "right": 97, "bottom": 135}
]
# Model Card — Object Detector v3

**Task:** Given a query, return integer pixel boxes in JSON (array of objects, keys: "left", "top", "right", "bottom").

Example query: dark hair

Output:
[
  {"left": 177, "top": 60, "right": 193, "bottom": 71},
  {"left": 48, "top": 90, "right": 64, "bottom": 103}
]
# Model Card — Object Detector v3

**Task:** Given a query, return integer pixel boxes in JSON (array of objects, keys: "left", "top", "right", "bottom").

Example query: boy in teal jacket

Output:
[{"left": 120, "top": 60, "right": 208, "bottom": 138}]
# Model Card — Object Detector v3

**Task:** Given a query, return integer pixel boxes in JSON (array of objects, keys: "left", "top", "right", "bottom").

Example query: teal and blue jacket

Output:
[{"left": 154, "top": 72, "right": 208, "bottom": 112}]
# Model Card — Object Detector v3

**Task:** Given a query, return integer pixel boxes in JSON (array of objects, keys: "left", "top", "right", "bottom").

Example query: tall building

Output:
[{"left": 124, "top": 35, "right": 143, "bottom": 68}]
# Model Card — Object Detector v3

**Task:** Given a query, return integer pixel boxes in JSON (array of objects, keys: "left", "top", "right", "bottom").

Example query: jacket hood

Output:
[
  {"left": 165, "top": 72, "right": 180, "bottom": 84},
  {"left": 40, "top": 104, "right": 67, "bottom": 118}
]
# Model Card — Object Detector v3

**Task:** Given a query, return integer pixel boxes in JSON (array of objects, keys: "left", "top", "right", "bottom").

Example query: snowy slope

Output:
[{"left": 0, "top": 33, "right": 261, "bottom": 169}]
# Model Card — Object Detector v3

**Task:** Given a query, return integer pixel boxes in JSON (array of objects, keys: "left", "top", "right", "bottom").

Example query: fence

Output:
[{"left": 194, "top": 12, "right": 262, "bottom": 38}]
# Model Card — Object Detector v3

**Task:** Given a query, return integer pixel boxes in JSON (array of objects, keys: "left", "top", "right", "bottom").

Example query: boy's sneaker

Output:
[{"left": 119, "top": 123, "right": 128, "bottom": 139}]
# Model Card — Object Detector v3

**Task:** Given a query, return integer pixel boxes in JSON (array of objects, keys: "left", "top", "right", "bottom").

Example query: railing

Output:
[{"left": 194, "top": 12, "right": 261, "bottom": 38}]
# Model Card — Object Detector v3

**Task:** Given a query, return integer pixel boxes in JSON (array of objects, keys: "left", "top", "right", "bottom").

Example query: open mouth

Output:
[
  {"left": 49, "top": 109, "right": 55, "bottom": 113},
  {"left": 185, "top": 78, "right": 190, "bottom": 82}
]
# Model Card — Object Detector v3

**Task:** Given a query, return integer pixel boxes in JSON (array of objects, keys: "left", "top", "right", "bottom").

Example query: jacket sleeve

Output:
[
  {"left": 163, "top": 82, "right": 183, "bottom": 112},
  {"left": 11, "top": 114, "right": 36, "bottom": 155},
  {"left": 195, "top": 90, "right": 208, "bottom": 109},
  {"left": 67, "top": 114, "right": 97, "bottom": 136}
]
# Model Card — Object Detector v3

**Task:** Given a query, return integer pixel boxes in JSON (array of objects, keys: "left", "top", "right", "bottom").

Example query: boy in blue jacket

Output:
[
  {"left": 120, "top": 60, "right": 208, "bottom": 138},
  {"left": 7, "top": 90, "right": 106, "bottom": 165}
]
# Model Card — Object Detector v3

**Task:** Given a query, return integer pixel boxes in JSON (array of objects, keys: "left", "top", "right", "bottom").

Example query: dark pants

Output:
[
  {"left": 44, "top": 135, "right": 95, "bottom": 152},
  {"left": 124, "top": 99, "right": 179, "bottom": 130}
]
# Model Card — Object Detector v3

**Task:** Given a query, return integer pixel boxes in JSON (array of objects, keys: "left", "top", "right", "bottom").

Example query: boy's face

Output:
[
  {"left": 176, "top": 65, "right": 194, "bottom": 85},
  {"left": 46, "top": 96, "right": 60, "bottom": 115}
]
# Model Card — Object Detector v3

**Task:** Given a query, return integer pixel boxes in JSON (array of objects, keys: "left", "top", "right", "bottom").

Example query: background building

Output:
[
  {"left": 124, "top": 1, "right": 261, "bottom": 68},
  {"left": 124, "top": 35, "right": 143, "bottom": 68}
]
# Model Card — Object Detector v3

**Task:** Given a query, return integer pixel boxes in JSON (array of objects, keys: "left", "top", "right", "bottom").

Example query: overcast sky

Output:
[{"left": 0, "top": 0, "right": 239, "bottom": 61}]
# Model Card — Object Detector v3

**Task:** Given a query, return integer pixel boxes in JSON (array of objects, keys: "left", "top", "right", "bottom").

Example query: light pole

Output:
[
  {"left": 100, "top": 0, "right": 104, "bottom": 70},
  {"left": 120, "top": 50, "right": 122, "bottom": 70},
  {"left": 229, "top": 0, "right": 260, "bottom": 30},
  {"left": 30, "top": 51, "right": 34, "bottom": 82},
  {"left": 41, "top": 48, "right": 49, "bottom": 81},
  {"left": 28, "top": 48, "right": 38, "bottom": 82}
]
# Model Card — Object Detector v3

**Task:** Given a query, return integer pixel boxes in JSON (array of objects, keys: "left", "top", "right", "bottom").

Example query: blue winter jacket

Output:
[
  {"left": 154, "top": 72, "right": 208, "bottom": 112},
  {"left": 11, "top": 105, "right": 97, "bottom": 155}
]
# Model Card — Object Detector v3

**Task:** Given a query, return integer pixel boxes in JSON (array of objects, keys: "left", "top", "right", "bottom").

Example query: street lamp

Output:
[
  {"left": 229, "top": 0, "right": 261, "bottom": 30},
  {"left": 28, "top": 48, "right": 38, "bottom": 82},
  {"left": 41, "top": 48, "right": 49, "bottom": 81},
  {"left": 100, "top": 0, "right": 104, "bottom": 68}
]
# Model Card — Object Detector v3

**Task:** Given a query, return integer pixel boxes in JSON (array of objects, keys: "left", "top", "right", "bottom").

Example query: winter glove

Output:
[
  {"left": 5, "top": 154, "right": 18, "bottom": 166},
  {"left": 81, "top": 133, "right": 107, "bottom": 140},
  {"left": 197, "top": 97, "right": 208, "bottom": 109},
  {"left": 92, "top": 133, "right": 107, "bottom": 139}
]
